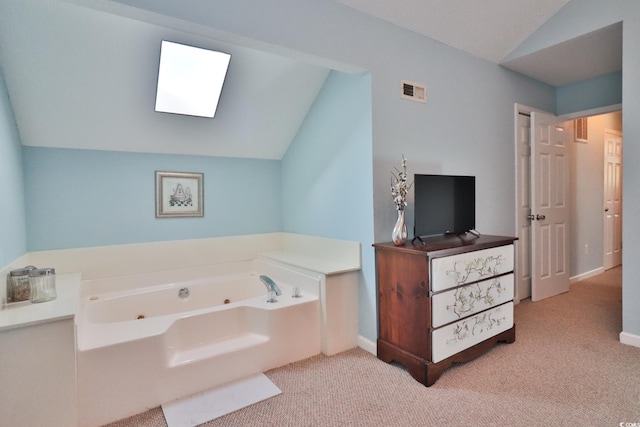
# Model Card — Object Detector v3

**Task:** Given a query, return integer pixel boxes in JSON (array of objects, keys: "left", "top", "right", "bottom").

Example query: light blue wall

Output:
[
  {"left": 282, "top": 70, "right": 375, "bottom": 338},
  {"left": 106, "top": 0, "right": 640, "bottom": 346},
  {"left": 621, "top": 0, "right": 640, "bottom": 338},
  {"left": 282, "top": 71, "right": 372, "bottom": 239},
  {"left": 556, "top": 71, "right": 622, "bottom": 115},
  {"left": 25, "top": 0, "right": 557, "bottom": 343},
  {"left": 117, "top": 0, "right": 554, "bottom": 240},
  {"left": 516, "top": 0, "right": 640, "bottom": 339},
  {"left": 0, "top": 65, "right": 27, "bottom": 266},
  {"left": 6, "top": 0, "right": 576, "bottom": 345},
  {"left": 23, "top": 147, "right": 281, "bottom": 250}
]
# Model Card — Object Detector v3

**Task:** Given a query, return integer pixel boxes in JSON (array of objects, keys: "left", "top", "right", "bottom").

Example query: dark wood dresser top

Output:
[{"left": 373, "top": 234, "right": 517, "bottom": 258}]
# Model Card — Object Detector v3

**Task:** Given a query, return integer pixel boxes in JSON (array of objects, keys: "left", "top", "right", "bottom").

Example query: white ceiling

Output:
[
  {"left": 500, "top": 22, "right": 622, "bottom": 86},
  {"left": 338, "top": 0, "right": 622, "bottom": 86},
  {"left": 338, "top": 0, "right": 572, "bottom": 63}
]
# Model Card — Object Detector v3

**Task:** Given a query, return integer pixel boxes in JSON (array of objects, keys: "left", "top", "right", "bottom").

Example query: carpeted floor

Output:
[{"left": 106, "top": 267, "right": 640, "bottom": 426}]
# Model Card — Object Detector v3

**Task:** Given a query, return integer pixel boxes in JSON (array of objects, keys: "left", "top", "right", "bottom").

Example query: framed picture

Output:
[{"left": 155, "top": 171, "right": 204, "bottom": 218}]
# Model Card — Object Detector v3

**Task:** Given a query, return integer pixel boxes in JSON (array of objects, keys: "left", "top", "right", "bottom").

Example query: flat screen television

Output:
[{"left": 413, "top": 174, "right": 476, "bottom": 238}]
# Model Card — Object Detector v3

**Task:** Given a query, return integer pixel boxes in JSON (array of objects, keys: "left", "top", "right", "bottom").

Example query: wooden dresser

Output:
[{"left": 373, "top": 234, "right": 517, "bottom": 386}]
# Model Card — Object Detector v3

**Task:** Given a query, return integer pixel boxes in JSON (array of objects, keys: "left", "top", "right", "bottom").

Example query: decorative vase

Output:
[{"left": 392, "top": 209, "right": 408, "bottom": 246}]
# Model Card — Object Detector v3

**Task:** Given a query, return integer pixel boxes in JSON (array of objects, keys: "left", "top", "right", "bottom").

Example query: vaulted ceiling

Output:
[
  {"left": 338, "top": 0, "right": 622, "bottom": 86},
  {"left": 0, "top": 0, "right": 622, "bottom": 159},
  {"left": 338, "top": 0, "right": 573, "bottom": 63}
]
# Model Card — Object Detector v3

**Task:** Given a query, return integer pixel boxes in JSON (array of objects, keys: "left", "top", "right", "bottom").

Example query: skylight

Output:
[{"left": 154, "top": 41, "right": 231, "bottom": 118}]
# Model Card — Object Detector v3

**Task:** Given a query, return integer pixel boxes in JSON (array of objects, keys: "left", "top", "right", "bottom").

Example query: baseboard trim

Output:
[
  {"left": 570, "top": 267, "right": 605, "bottom": 284},
  {"left": 620, "top": 332, "right": 640, "bottom": 348},
  {"left": 358, "top": 335, "right": 376, "bottom": 356}
]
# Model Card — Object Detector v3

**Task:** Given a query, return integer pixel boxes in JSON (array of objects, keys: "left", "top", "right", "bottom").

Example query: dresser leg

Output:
[
  {"left": 376, "top": 339, "right": 446, "bottom": 386},
  {"left": 503, "top": 323, "right": 516, "bottom": 344},
  {"left": 377, "top": 325, "right": 516, "bottom": 387},
  {"left": 377, "top": 339, "right": 432, "bottom": 386}
]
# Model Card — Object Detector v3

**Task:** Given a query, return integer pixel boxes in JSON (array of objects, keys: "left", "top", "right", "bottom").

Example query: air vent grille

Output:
[
  {"left": 401, "top": 80, "right": 426, "bottom": 103},
  {"left": 575, "top": 117, "right": 588, "bottom": 142}
]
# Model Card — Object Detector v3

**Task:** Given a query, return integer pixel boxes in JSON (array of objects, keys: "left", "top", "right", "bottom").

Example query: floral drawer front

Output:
[
  {"left": 430, "top": 244, "right": 514, "bottom": 292},
  {"left": 431, "top": 273, "right": 514, "bottom": 328},
  {"left": 432, "top": 301, "right": 513, "bottom": 363}
]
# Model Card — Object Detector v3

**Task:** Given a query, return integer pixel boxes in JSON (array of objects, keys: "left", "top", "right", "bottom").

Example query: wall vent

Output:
[
  {"left": 575, "top": 117, "right": 588, "bottom": 142},
  {"left": 401, "top": 80, "right": 426, "bottom": 103}
]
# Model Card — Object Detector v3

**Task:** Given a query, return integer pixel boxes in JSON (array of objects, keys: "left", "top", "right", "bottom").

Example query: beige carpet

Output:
[{"left": 106, "top": 267, "right": 640, "bottom": 426}]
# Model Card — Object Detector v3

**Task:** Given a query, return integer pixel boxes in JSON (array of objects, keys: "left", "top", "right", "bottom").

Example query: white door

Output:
[
  {"left": 515, "top": 113, "right": 532, "bottom": 301},
  {"left": 530, "top": 111, "right": 570, "bottom": 301},
  {"left": 603, "top": 129, "right": 623, "bottom": 270}
]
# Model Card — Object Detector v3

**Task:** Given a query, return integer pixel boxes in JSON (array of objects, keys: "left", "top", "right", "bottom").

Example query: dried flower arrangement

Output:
[{"left": 391, "top": 155, "right": 413, "bottom": 211}]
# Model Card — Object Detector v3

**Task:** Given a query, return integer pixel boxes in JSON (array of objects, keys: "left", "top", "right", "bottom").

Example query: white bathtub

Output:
[{"left": 76, "top": 259, "right": 322, "bottom": 427}]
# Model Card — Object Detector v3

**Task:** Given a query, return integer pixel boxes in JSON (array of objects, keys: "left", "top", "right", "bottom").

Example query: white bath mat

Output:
[{"left": 161, "top": 373, "right": 281, "bottom": 427}]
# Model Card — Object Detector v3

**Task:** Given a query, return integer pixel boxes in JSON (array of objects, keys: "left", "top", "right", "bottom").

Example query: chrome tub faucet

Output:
[{"left": 259, "top": 275, "right": 282, "bottom": 296}]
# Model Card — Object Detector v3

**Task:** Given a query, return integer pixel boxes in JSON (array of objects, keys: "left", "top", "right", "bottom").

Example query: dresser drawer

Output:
[
  {"left": 430, "top": 244, "right": 514, "bottom": 292},
  {"left": 431, "top": 273, "right": 514, "bottom": 328},
  {"left": 431, "top": 301, "right": 513, "bottom": 363}
]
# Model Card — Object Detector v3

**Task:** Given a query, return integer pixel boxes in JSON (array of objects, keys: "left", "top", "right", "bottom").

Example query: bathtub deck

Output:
[{"left": 169, "top": 332, "right": 270, "bottom": 367}]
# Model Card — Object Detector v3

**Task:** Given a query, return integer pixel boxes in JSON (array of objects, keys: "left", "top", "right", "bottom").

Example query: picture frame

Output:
[{"left": 155, "top": 171, "right": 204, "bottom": 218}]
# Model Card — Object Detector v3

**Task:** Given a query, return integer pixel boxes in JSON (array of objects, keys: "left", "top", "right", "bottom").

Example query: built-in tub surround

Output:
[
  {"left": 2, "top": 233, "right": 360, "bottom": 427},
  {"left": 76, "top": 259, "right": 323, "bottom": 427},
  {"left": 0, "top": 274, "right": 81, "bottom": 427}
]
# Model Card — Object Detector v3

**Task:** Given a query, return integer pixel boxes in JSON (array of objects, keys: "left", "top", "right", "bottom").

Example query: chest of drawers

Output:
[{"left": 374, "top": 235, "right": 517, "bottom": 386}]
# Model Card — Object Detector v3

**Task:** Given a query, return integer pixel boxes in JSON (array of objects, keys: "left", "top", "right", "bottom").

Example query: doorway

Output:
[
  {"left": 514, "top": 106, "right": 623, "bottom": 302},
  {"left": 571, "top": 114, "right": 623, "bottom": 278}
]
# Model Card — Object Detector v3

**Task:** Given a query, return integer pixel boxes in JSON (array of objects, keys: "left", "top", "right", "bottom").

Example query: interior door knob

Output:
[
  {"left": 536, "top": 214, "right": 546, "bottom": 220},
  {"left": 527, "top": 214, "right": 535, "bottom": 220}
]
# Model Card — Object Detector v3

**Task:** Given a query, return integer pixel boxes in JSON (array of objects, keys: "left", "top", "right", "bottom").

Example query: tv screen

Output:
[{"left": 413, "top": 174, "right": 475, "bottom": 237}]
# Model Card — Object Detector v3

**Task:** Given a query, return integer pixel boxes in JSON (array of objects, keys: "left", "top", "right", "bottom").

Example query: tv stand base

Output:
[{"left": 411, "top": 235, "right": 426, "bottom": 245}]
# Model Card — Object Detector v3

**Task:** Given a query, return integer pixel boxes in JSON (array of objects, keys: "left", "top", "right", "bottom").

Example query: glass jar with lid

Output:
[
  {"left": 6, "top": 266, "right": 37, "bottom": 303},
  {"left": 29, "top": 268, "right": 57, "bottom": 303}
]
